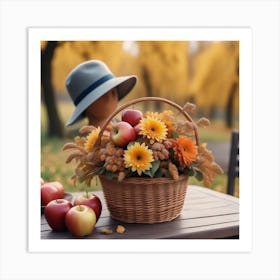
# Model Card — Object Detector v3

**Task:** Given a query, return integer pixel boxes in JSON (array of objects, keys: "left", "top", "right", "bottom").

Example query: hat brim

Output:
[{"left": 66, "top": 75, "right": 137, "bottom": 126}]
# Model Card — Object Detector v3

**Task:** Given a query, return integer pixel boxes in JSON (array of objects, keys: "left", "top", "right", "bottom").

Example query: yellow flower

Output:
[
  {"left": 84, "top": 127, "right": 100, "bottom": 152},
  {"left": 139, "top": 116, "right": 167, "bottom": 144},
  {"left": 174, "top": 136, "right": 197, "bottom": 168},
  {"left": 124, "top": 142, "right": 154, "bottom": 175},
  {"left": 145, "top": 111, "right": 159, "bottom": 118}
]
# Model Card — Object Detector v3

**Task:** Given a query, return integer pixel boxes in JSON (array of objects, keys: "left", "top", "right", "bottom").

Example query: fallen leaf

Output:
[
  {"left": 100, "top": 228, "right": 113, "bottom": 234},
  {"left": 116, "top": 225, "right": 126, "bottom": 234}
]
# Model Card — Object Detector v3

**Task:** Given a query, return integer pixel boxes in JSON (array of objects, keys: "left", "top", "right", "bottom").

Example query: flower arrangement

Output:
[{"left": 63, "top": 98, "right": 223, "bottom": 188}]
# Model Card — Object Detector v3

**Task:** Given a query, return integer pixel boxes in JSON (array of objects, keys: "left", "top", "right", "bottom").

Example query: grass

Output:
[
  {"left": 197, "top": 120, "right": 232, "bottom": 142},
  {"left": 41, "top": 101, "right": 239, "bottom": 197},
  {"left": 189, "top": 175, "right": 239, "bottom": 197}
]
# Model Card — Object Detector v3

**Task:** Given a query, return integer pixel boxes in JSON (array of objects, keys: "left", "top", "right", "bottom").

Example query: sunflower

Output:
[
  {"left": 174, "top": 136, "right": 197, "bottom": 168},
  {"left": 84, "top": 127, "right": 100, "bottom": 152},
  {"left": 139, "top": 116, "right": 167, "bottom": 144},
  {"left": 124, "top": 142, "right": 154, "bottom": 175}
]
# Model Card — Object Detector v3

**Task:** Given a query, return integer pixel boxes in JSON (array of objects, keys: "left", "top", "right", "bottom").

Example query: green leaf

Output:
[
  {"left": 126, "top": 141, "right": 137, "bottom": 148},
  {"left": 195, "top": 170, "right": 203, "bottom": 181},
  {"left": 105, "top": 171, "right": 115, "bottom": 180},
  {"left": 172, "top": 131, "right": 180, "bottom": 138},
  {"left": 183, "top": 167, "right": 194, "bottom": 176},
  {"left": 154, "top": 167, "right": 163, "bottom": 178},
  {"left": 143, "top": 160, "right": 160, "bottom": 177},
  {"left": 164, "top": 169, "right": 172, "bottom": 178}
]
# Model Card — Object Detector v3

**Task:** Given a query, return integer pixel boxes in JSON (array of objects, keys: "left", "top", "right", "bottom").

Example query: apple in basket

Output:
[
  {"left": 41, "top": 182, "right": 64, "bottom": 206},
  {"left": 121, "top": 109, "right": 143, "bottom": 127},
  {"left": 74, "top": 193, "right": 102, "bottom": 221},
  {"left": 44, "top": 199, "right": 73, "bottom": 231},
  {"left": 110, "top": 121, "right": 137, "bottom": 147},
  {"left": 65, "top": 205, "right": 96, "bottom": 237}
]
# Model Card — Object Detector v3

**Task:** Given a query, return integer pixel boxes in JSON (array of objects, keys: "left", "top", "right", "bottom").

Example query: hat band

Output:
[{"left": 74, "top": 73, "right": 115, "bottom": 106}]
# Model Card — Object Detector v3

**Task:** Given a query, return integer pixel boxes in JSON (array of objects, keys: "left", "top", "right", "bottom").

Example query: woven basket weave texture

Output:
[{"left": 100, "top": 174, "right": 188, "bottom": 224}]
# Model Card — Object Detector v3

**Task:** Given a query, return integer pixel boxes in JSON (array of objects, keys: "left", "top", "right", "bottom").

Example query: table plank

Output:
[{"left": 41, "top": 185, "right": 239, "bottom": 239}]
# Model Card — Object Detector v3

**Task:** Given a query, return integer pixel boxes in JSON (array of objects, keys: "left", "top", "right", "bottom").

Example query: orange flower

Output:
[
  {"left": 159, "top": 110, "right": 175, "bottom": 137},
  {"left": 163, "top": 119, "right": 174, "bottom": 137},
  {"left": 174, "top": 136, "right": 197, "bottom": 168}
]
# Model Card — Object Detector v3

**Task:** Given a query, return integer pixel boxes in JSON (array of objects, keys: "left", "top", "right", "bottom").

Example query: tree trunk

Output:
[
  {"left": 142, "top": 65, "right": 152, "bottom": 98},
  {"left": 226, "top": 50, "right": 239, "bottom": 129},
  {"left": 141, "top": 65, "right": 162, "bottom": 111},
  {"left": 41, "top": 41, "right": 64, "bottom": 138}
]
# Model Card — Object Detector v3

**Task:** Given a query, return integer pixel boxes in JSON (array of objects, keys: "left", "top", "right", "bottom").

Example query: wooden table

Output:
[{"left": 41, "top": 185, "right": 239, "bottom": 239}]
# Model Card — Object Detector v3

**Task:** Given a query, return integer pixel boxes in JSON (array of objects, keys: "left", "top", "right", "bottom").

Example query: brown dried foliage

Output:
[
  {"left": 62, "top": 126, "right": 102, "bottom": 186},
  {"left": 196, "top": 144, "right": 223, "bottom": 187}
]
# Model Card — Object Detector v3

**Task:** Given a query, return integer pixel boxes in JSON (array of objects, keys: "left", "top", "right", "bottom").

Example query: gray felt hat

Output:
[{"left": 65, "top": 60, "right": 137, "bottom": 126}]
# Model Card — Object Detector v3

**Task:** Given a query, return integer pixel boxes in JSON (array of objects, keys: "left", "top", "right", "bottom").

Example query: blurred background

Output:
[{"left": 41, "top": 40, "right": 239, "bottom": 196}]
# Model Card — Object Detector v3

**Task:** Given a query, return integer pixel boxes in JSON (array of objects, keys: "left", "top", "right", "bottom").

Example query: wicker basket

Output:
[
  {"left": 100, "top": 174, "right": 189, "bottom": 223},
  {"left": 95, "top": 97, "right": 199, "bottom": 224}
]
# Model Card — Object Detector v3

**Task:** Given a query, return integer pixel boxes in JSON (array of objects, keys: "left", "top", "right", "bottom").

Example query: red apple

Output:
[
  {"left": 41, "top": 184, "right": 63, "bottom": 206},
  {"left": 44, "top": 199, "right": 73, "bottom": 231},
  {"left": 50, "top": 181, "right": 64, "bottom": 197},
  {"left": 65, "top": 205, "right": 96, "bottom": 237},
  {"left": 74, "top": 193, "right": 102, "bottom": 221},
  {"left": 110, "top": 121, "right": 137, "bottom": 147},
  {"left": 121, "top": 109, "right": 143, "bottom": 126}
]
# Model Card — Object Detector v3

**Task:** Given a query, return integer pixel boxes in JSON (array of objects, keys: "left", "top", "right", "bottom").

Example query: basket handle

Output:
[{"left": 95, "top": 97, "right": 199, "bottom": 146}]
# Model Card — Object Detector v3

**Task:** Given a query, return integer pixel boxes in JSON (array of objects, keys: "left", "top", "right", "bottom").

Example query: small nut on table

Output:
[
  {"left": 100, "top": 228, "right": 113, "bottom": 234},
  {"left": 116, "top": 225, "right": 126, "bottom": 234}
]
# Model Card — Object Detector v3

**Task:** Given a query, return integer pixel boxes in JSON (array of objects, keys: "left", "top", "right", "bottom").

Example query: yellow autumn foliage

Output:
[
  {"left": 189, "top": 41, "right": 239, "bottom": 112},
  {"left": 42, "top": 40, "right": 239, "bottom": 118}
]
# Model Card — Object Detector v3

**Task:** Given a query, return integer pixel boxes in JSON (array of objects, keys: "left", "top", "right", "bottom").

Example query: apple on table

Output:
[
  {"left": 44, "top": 199, "right": 73, "bottom": 231},
  {"left": 49, "top": 181, "right": 64, "bottom": 197},
  {"left": 74, "top": 192, "right": 102, "bottom": 221},
  {"left": 41, "top": 182, "right": 64, "bottom": 206},
  {"left": 65, "top": 205, "right": 96, "bottom": 237}
]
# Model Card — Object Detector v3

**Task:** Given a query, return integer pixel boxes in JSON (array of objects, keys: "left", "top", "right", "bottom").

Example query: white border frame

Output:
[{"left": 28, "top": 27, "right": 252, "bottom": 253}]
